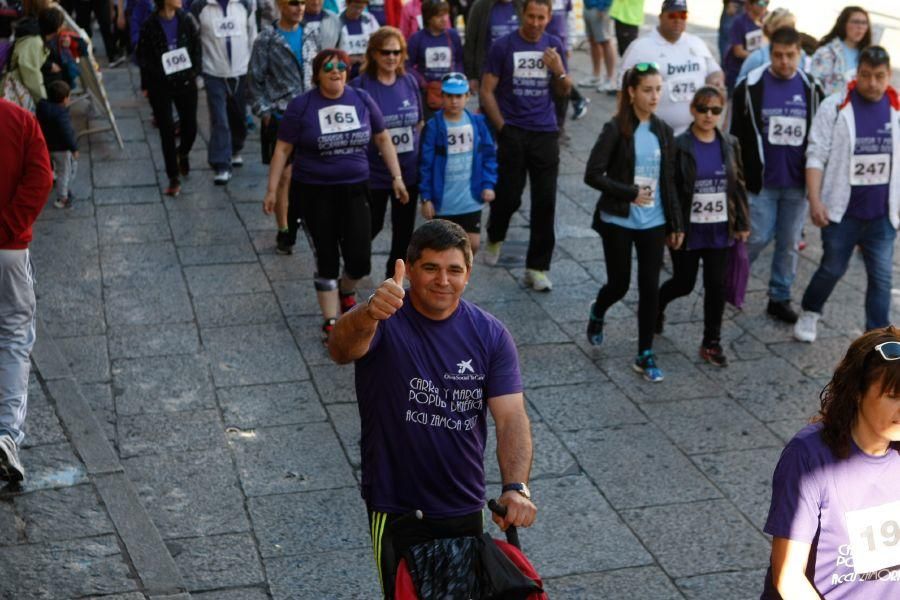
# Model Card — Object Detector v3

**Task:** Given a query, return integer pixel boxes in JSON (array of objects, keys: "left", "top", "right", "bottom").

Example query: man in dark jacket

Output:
[
  {"left": 730, "top": 26, "right": 824, "bottom": 324},
  {"left": 462, "top": 0, "right": 520, "bottom": 90},
  {"left": 0, "top": 98, "right": 53, "bottom": 483}
]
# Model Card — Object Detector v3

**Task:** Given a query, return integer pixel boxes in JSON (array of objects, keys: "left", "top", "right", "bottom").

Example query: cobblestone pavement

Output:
[{"left": 3, "top": 39, "right": 900, "bottom": 600}]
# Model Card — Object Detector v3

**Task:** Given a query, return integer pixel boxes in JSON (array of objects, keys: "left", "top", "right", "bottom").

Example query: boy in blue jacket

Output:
[{"left": 419, "top": 72, "right": 498, "bottom": 254}]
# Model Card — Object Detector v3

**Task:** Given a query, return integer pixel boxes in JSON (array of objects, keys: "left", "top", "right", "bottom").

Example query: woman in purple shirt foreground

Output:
[{"left": 762, "top": 327, "right": 900, "bottom": 599}]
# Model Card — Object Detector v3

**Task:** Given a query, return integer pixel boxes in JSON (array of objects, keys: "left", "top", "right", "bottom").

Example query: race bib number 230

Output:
[
  {"left": 318, "top": 105, "right": 360, "bottom": 134},
  {"left": 513, "top": 51, "right": 546, "bottom": 79}
]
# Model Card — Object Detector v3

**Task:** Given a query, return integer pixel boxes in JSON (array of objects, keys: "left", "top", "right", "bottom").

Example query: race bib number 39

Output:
[
  {"left": 690, "top": 192, "right": 727, "bottom": 224},
  {"left": 845, "top": 500, "right": 900, "bottom": 575},
  {"left": 162, "top": 47, "right": 192, "bottom": 76},
  {"left": 513, "top": 51, "right": 546, "bottom": 79},
  {"left": 389, "top": 126, "right": 414, "bottom": 153},
  {"left": 425, "top": 46, "right": 452, "bottom": 70},
  {"left": 447, "top": 124, "right": 474, "bottom": 154},
  {"left": 850, "top": 153, "right": 890, "bottom": 186},
  {"left": 318, "top": 105, "right": 360, "bottom": 134},
  {"left": 213, "top": 16, "right": 242, "bottom": 38},
  {"left": 768, "top": 115, "right": 806, "bottom": 147}
]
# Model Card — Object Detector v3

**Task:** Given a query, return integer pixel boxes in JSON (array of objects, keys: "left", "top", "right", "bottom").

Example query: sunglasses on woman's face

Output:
[
  {"left": 694, "top": 105, "right": 723, "bottom": 115},
  {"left": 665, "top": 11, "right": 688, "bottom": 20},
  {"left": 286, "top": 0, "right": 304, "bottom": 6},
  {"left": 323, "top": 61, "right": 348, "bottom": 73},
  {"left": 378, "top": 49, "right": 402, "bottom": 56},
  {"left": 874, "top": 341, "right": 900, "bottom": 361}
]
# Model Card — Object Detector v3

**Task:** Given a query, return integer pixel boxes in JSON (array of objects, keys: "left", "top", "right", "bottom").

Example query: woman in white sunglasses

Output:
[{"left": 762, "top": 327, "right": 900, "bottom": 599}]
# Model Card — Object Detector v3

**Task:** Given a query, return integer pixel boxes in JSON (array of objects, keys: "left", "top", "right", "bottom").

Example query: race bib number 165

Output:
[{"left": 318, "top": 105, "right": 361, "bottom": 134}]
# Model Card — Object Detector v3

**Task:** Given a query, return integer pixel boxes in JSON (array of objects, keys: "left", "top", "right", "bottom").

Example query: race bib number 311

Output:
[
  {"left": 845, "top": 500, "right": 900, "bottom": 575},
  {"left": 768, "top": 115, "right": 806, "bottom": 147},
  {"left": 162, "top": 47, "right": 191, "bottom": 76},
  {"left": 850, "top": 153, "right": 890, "bottom": 186},
  {"left": 318, "top": 105, "right": 361, "bottom": 134},
  {"left": 513, "top": 51, "right": 546, "bottom": 79},
  {"left": 447, "top": 124, "right": 474, "bottom": 154}
]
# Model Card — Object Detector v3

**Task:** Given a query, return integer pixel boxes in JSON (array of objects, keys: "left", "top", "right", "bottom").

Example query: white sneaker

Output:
[
  {"left": 483, "top": 241, "right": 503, "bottom": 266},
  {"left": 578, "top": 76, "right": 601, "bottom": 88},
  {"left": 0, "top": 434, "right": 24, "bottom": 483},
  {"left": 793, "top": 310, "right": 820, "bottom": 343},
  {"left": 213, "top": 170, "right": 232, "bottom": 185},
  {"left": 231, "top": 154, "right": 244, "bottom": 167},
  {"left": 524, "top": 269, "right": 553, "bottom": 292},
  {"left": 597, "top": 79, "right": 618, "bottom": 93}
]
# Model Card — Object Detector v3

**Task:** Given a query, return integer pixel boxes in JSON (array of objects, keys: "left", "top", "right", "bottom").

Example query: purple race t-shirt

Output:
[
  {"left": 355, "top": 299, "right": 523, "bottom": 518},
  {"left": 159, "top": 14, "right": 179, "bottom": 50},
  {"left": 761, "top": 70, "right": 807, "bottom": 189},
  {"left": 688, "top": 135, "right": 730, "bottom": 250},
  {"left": 349, "top": 72, "right": 422, "bottom": 189},
  {"left": 724, "top": 12, "right": 761, "bottom": 87},
  {"left": 547, "top": 0, "right": 572, "bottom": 50},
  {"left": 277, "top": 86, "right": 385, "bottom": 184},
  {"left": 488, "top": 1, "right": 519, "bottom": 50},
  {"left": 846, "top": 90, "right": 892, "bottom": 220},
  {"left": 484, "top": 31, "right": 566, "bottom": 132},
  {"left": 407, "top": 27, "right": 464, "bottom": 83},
  {"left": 761, "top": 423, "right": 900, "bottom": 599},
  {"left": 368, "top": 0, "right": 387, "bottom": 26}
]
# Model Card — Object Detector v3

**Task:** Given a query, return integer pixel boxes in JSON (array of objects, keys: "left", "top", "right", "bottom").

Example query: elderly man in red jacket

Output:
[{"left": 0, "top": 98, "right": 53, "bottom": 484}]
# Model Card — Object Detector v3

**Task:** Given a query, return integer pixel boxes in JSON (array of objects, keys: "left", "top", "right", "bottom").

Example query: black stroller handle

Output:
[{"left": 487, "top": 499, "right": 520, "bottom": 549}]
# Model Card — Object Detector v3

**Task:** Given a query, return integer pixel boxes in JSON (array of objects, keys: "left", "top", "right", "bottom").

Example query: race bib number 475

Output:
[
  {"left": 667, "top": 77, "right": 698, "bottom": 103},
  {"left": 162, "top": 47, "right": 192, "bottom": 76},
  {"left": 213, "top": 16, "right": 242, "bottom": 38},
  {"left": 850, "top": 153, "right": 890, "bottom": 186},
  {"left": 768, "top": 115, "right": 806, "bottom": 147},
  {"left": 845, "top": 500, "right": 900, "bottom": 575},
  {"left": 513, "top": 51, "right": 546, "bottom": 79},
  {"left": 318, "top": 105, "right": 361, "bottom": 135}
]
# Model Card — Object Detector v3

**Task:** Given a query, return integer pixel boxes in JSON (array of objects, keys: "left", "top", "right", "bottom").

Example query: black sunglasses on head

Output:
[{"left": 694, "top": 105, "right": 723, "bottom": 115}]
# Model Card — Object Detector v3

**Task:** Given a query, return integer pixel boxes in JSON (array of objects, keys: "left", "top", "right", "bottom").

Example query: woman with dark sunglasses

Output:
[
  {"left": 264, "top": 48, "right": 408, "bottom": 341},
  {"left": 762, "top": 327, "right": 900, "bottom": 599},
  {"left": 584, "top": 63, "right": 684, "bottom": 383},
  {"left": 656, "top": 86, "right": 749, "bottom": 367},
  {"left": 350, "top": 27, "right": 423, "bottom": 279}
]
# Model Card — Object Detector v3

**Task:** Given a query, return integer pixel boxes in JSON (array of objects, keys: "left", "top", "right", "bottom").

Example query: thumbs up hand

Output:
[{"left": 365, "top": 259, "right": 406, "bottom": 321}]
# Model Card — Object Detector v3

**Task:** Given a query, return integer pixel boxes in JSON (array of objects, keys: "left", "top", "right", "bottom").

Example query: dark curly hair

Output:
[{"left": 814, "top": 326, "right": 900, "bottom": 458}]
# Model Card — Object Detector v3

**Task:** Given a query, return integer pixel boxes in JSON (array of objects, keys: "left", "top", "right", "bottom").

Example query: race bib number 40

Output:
[
  {"left": 768, "top": 115, "right": 806, "bottom": 147},
  {"left": 850, "top": 153, "right": 890, "bottom": 186},
  {"left": 213, "top": 16, "right": 242, "bottom": 38},
  {"left": 667, "top": 77, "right": 698, "bottom": 103},
  {"left": 389, "top": 126, "right": 414, "bottom": 153},
  {"left": 318, "top": 105, "right": 361, "bottom": 134},
  {"left": 425, "top": 46, "right": 452, "bottom": 70},
  {"left": 447, "top": 124, "right": 474, "bottom": 154},
  {"left": 690, "top": 192, "right": 727, "bottom": 224},
  {"left": 845, "top": 500, "right": 900, "bottom": 575},
  {"left": 513, "top": 51, "right": 546, "bottom": 79},
  {"left": 162, "top": 47, "right": 192, "bottom": 76}
]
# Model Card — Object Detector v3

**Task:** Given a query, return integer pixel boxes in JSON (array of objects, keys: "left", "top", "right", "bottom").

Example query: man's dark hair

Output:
[
  {"left": 406, "top": 220, "right": 473, "bottom": 270},
  {"left": 46, "top": 80, "right": 70, "bottom": 103},
  {"left": 859, "top": 45, "right": 891, "bottom": 70},
  {"left": 521, "top": 0, "right": 551, "bottom": 15},
  {"left": 37, "top": 6, "right": 63, "bottom": 36},
  {"left": 769, "top": 26, "right": 802, "bottom": 49}
]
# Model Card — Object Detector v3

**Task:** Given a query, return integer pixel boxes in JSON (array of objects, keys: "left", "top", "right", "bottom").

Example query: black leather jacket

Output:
[
  {"left": 137, "top": 10, "right": 201, "bottom": 93},
  {"left": 674, "top": 128, "right": 750, "bottom": 245},
  {"left": 584, "top": 114, "right": 683, "bottom": 234}
]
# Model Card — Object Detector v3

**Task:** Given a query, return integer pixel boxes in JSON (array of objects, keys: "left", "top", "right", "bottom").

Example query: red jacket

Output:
[{"left": 0, "top": 99, "right": 53, "bottom": 249}]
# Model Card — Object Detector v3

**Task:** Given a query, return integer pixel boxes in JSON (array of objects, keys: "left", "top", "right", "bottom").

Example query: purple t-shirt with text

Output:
[
  {"left": 724, "top": 12, "right": 760, "bottom": 86},
  {"left": 350, "top": 73, "right": 422, "bottom": 189},
  {"left": 160, "top": 14, "right": 179, "bottom": 50},
  {"left": 277, "top": 86, "right": 385, "bottom": 185},
  {"left": 761, "top": 423, "right": 900, "bottom": 599},
  {"left": 367, "top": 0, "right": 387, "bottom": 26},
  {"left": 688, "top": 135, "right": 730, "bottom": 250},
  {"left": 485, "top": 31, "right": 567, "bottom": 132},
  {"left": 407, "top": 27, "right": 464, "bottom": 83},
  {"left": 846, "top": 90, "right": 892, "bottom": 220},
  {"left": 761, "top": 70, "right": 807, "bottom": 189},
  {"left": 488, "top": 1, "right": 519, "bottom": 50},
  {"left": 547, "top": 0, "right": 572, "bottom": 50},
  {"left": 355, "top": 299, "right": 523, "bottom": 518}
]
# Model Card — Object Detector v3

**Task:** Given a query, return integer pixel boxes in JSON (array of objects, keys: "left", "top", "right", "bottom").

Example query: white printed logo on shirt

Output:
[
  {"left": 425, "top": 46, "right": 452, "bottom": 70},
  {"left": 850, "top": 153, "right": 891, "bottom": 186},
  {"left": 213, "top": 16, "right": 242, "bottom": 38},
  {"left": 845, "top": 500, "right": 900, "bottom": 575},
  {"left": 318, "top": 105, "right": 361, "bottom": 134},
  {"left": 513, "top": 51, "right": 546, "bottom": 79},
  {"left": 767, "top": 115, "right": 806, "bottom": 146},
  {"left": 161, "top": 47, "right": 192, "bottom": 75},
  {"left": 447, "top": 124, "right": 474, "bottom": 154},
  {"left": 690, "top": 192, "right": 727, "bottom": 224},
  {"left": 389, "top": 126, "right": 414, "bottom": 153}
]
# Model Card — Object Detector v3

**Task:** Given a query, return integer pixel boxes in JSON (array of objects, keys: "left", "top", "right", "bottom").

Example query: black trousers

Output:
[
  {"left": 614, "top": 19, "right": 638, "bottom": 56},
  {"left": 658, "top": 246, "right": 729, "bottom": 345},
  {"left": 370, "top": 186, "right": 418, "bottom": 279},
  {"left": 369, "top": 509, "right": 483, "bottom": 600},
  {"left": 594, "top": 222, "right": 666, "bottom": 352},
  {"left": 487, "top": 125, "right": 559, "bottom": 271},
  {"left": 75, "top": 0, "right": 118, "bottom": 60},
  {"left": 291, "top": 180, "right": 372, "bottom": 281},
  {"left": 147, "top": 84, "right": 198, "bottom": 181}
]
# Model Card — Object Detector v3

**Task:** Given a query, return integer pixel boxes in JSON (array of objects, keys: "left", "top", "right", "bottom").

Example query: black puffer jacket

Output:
[
  {"left": 674, "top": 128, "right": 750, "bottom": 245},
  {"left": 137, "top": 10, "right": 201, "bottom": 93},
  {"left": 584, "top": 113, "right": 683, "bottom": 234}
]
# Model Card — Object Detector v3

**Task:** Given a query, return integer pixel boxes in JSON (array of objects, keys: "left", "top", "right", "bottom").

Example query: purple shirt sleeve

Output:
[
  {"left": 484, "top": 325, "right": 522, "bottom": 399},
  {"left": 763, "top": 442, "right": 823, "bottom": 544},
  {"left": 729, "top": 16, "right": 747, "bottom": 48},
  {"left": 276, "top": 95, "right": 305, "bottom": 144}
]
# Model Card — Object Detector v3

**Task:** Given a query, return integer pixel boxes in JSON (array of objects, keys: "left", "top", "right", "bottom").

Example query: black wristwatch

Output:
[{"left": 502, "top": 482, "right": 531, "bottom": 500}]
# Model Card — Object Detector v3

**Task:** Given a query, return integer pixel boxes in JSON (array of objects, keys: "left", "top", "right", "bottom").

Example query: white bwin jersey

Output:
[{"left": 618, "top": 28, "right": 722, "bottom": 135}]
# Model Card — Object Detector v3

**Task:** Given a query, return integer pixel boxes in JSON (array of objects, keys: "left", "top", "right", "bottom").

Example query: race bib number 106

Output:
[
  {"left": 318, "top": 105, "right": 361, "bottom": 134},
  {"left": 161, "top": 47, "right": 191, "bottom": 76},
  {"left": 845, "top": 500, "right": 900, "bottom": 575}
]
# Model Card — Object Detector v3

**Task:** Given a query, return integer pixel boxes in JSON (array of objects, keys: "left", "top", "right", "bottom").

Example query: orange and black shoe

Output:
[
  {"left": 699, "top": 341, "right": 728, "bottom": 368},
  {"left": 164, "top": 178, "right": 181, "bottom": 197},
  {"left": 321, "top": 318, "right": 337, "bottom": 344},
  {"left": 339, "top": 291, "right": 357, "bottom": 314}
]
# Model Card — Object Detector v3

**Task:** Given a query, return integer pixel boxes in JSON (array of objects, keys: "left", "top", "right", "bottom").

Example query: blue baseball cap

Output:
[{"left": 441, "top": 72, "right": 469, "bottom": 95}]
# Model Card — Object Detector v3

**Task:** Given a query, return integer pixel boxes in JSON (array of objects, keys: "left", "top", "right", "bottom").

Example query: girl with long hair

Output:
[{"left": 810, "top": 6, "right": 871, "bottom": 96}]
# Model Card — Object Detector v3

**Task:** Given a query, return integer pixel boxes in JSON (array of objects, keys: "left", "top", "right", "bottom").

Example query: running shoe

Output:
[
  {"left": 632, "top": 350, "right": 664, "bottom": 382},
  {"left": 699, "top": 341, "right": 728, "bottom": 368},
  {"left": 598, "top": 79, "right": 618, "bottom": 94},
  {"left": 793, "top": 310, "right": 820, "bottom": 343},
  {"left": 321, "top": 318, "right": 337, "bottom": 344},
  {"left": 0, "top": 434, "right": 24, "bottom": 483},
  {"left": 213, "top": 170, "right": 232, "bottom": 185},
  {"left": 482, "top": 241, "right": 503, "bottom": 266},
  {"left": 572, "top": 96, "right": 590, "bottom": 120},
  {"left": 577, "top": 76, "right": 601, "bottom": 88},
  {"left": 231, "top": 155, "right": 244, "bottom": 167},
  {"left": 586, "top": 302, "right": 604, "bottom": 346},
  {"left": 53, "top": 196, "right": 72, "bottom": 209},
  {"left": 178, "top": 154, "right": 190, "bottom": 177},
  {"left": 339, "top": 291, "right": 357, "bottom": 314},
  {"left": 164, "top": 179, "right": 181, "bottom": 197},
  {"left": 275, "top": 230, "right": 294, "bottom": 255},
  {"left": 524, "top": 269, "right": 553, "bottom": 292},
  {"left": 767, "top": 299, "right": 798, "bottom": 324}
]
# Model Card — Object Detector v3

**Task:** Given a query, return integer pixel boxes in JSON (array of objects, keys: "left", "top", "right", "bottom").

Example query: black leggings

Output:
[
  {"left": 370, "top": 186, "right": 418, "bottom": 279},
  {"left": 148, "top": 84, "right": 198, "bottom": 181},
  {"left": 658, "top": 246, "right": 729, "bottom": 345},
  {"left": 594, "top": 222, "right": 666, "bottom": 353},
  {"left": 290, "top": 180, "right": 372, "bottom": 282}
]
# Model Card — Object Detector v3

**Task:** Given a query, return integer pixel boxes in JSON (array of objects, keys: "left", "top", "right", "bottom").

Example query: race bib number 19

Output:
[
  {"left": 213, "top": 16, "right": 242, "bottom": 38},
  {"left": 162, "top": 47, "right": 192, "bottom": 76},
  {"left": 768, "top": 115, "right": 806, "bottom": 147},
  {"left": 318, "top": 105, "right": 361, "bottom": 134},
  {"left": 845, "top": 501, "right": 900, "bottom": 575},
  {"left": 447, "top": 124, "right": 474, "bottom": 154},
  {"left": 850, "top": 153, "right": 890, "bottom": 186},
  {"left": 425, "top": 46, "right": 452, "bottom": 70},
  {"left": 513, "top": 51, "right": 546, "bottom": 79}
]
